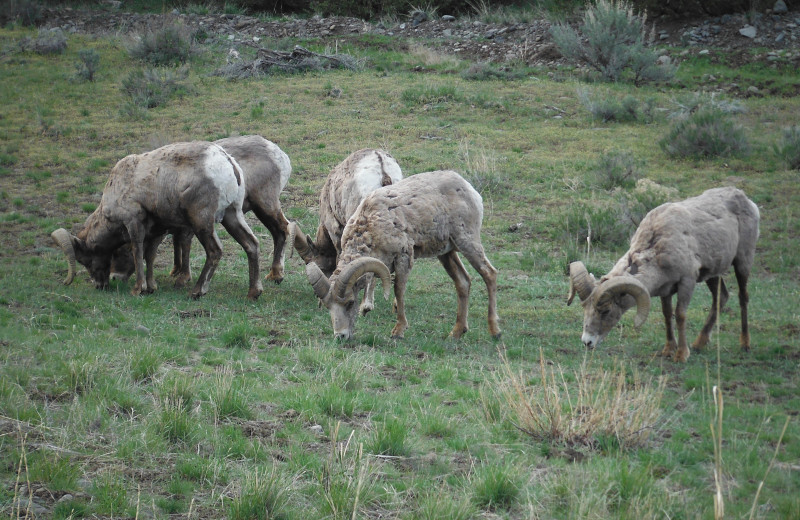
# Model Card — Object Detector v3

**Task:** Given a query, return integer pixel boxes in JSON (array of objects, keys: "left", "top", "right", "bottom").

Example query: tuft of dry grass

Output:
[{"left": 492, "top": 348, "right": 667, "bottom": 450}]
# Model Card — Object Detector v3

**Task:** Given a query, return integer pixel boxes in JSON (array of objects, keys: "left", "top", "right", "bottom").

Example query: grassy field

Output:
[{"left": 1, "top": 19, "right": 799, "bottom": 520}]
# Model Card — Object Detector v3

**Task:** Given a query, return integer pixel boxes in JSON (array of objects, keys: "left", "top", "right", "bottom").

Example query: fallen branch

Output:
[{"left": 215, "top": 44, "right": 363, "bottom": 79}]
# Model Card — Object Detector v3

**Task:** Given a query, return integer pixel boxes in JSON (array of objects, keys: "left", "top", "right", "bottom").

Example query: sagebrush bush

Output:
[
  {"left": 128, "top": 22, "right": 194, "bottom": 66},
  {"left": 558, "top": 199, "right": 632, "bottom": 250},
  {"left": 578, "top": 88, "right": 655, "bottom": 123},
  {"left": 615, "top": 178, "right": 677, "bottom": 227},
  {"left": 551, "top": 0, "right": 675, "bottom": 84},
  {"left": 74, "top": 48, "right": 100, "bottom": 82},
  {"left": 660, "top": 107, "right": 750, "bottom": 159},
  {"left": 592, "top": 149, "right": 642, "bottom": 190},
  {"left": 22, "top": 28, "right": 67, "bottom": 55},
  {"left": 121, "top": 66, "right": 190, "bottom": 109},
  {"left": 773, "top": 125, "right": 800, "bottom": 170}
]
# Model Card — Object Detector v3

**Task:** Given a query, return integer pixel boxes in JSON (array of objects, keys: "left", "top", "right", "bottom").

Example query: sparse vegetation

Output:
[
  {"left": 127, "top": 21, "right": 194, "bottom": 66},
  {"left": 774, "top": 125, "right": 800, "bottom": 170},
  {"left": 0, "top": 13, "right": 798, "bottom": 520},
  {"left": 551, "top": 0, "right": 675, "bottom": 84},
  {"left": 660, "top": 106, "right": 750, "bottom": 159},
  {"left": 74, "top": 48, "right": 100, "bottom": 81}
]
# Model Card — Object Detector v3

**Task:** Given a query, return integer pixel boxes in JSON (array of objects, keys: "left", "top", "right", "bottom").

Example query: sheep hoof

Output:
[
  {"left": 673, "top": 348, "right": 690, "bottom": 362},
  {"left": 359, "top": 304, "right": 373, "bottom": 316},
  {"left": 247, "top": 288, "right": 263, "bottom": 301},
  {"left": 264, "top": 270, "right": 284, "bottom": 284},
  {"left": 131, "top": 286, "right": 143, "bottom": 296},
  {"left": 691, "top": 334, "right": 709, "bottom": 350},
  {"left": 491, "top": 332, "right": 502, "bottom": 340}
]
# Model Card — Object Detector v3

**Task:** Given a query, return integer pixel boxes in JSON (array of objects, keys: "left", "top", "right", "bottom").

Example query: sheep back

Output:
[{"left": 339, "top": 170, "right": 484, "bottom": 265}]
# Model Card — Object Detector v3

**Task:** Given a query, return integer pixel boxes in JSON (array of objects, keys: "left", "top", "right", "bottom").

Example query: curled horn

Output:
[
  {"left": 286, "top": 221, "right": 297, "bottom": 260},
  {"left": 305, "top": 262, "right": 331, "bottom": 300},
  {"left": 595, "top": 276, "right": 651, "bottom": 328},
  {"left": 289, "top": 221, "right": 314, "bottom": 263},
  {"left": 337, "top": 257, "right": 391, "bottom": 301},
  {"left": 567, "top": 261, "right": 596, "bottom": 305},
  {"left": 51, "top": 228, "right": 77, "bottom": 285}
]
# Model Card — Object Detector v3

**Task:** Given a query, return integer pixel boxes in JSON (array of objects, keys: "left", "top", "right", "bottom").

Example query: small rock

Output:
[
  {"left": 309, "top": 424, "right": 323, "bottom": 435},
  {"left": 134, "top": 324, "right": 150, "bottom": 335},
  {"left": 508, "top": 222, "right": 523, "bottom": 232},
  {"left": 443, "top": 29, "right": 452, "bottom": 37},
  {"left": 171, "top": 8, "right": 179, "bottom": 15},
  {"left": 699, "top": 49, "right": 710, "bottom": 55},
  {"left": 656, "top": 55, "right": 671, "bottom": 66},
  {"left": 776, "top": 32, "right": 786, "bottom": 43},
  {"left": 58, "top": 494, "right": 74, "bottom": 503},
  {"left": 659, "top": 31, "right": 669, "bottom": 40},
  {"left": 739, "top": 25, "right": 757, "bottom": 38},
  {"left": 410, "top": 10, "right": 428, "bottom": 27},
  {"left": 17, "top": 498, "right": 49, "bottom": 516},
  {"left": 774, "top": 0, "right": 788, "bottom": 14},
  {"left": 227, "top": 34, "right": 235, "bottom": 40},
  {"left": 442, "top": 15, "right": 455, "bottom": 22},
  {"left": 747, "top": 85, "right": 760, "bottom": 94}
]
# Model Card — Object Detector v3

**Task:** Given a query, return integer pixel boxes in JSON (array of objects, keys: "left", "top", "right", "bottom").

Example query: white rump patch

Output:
[
  {"left": 206, "top": 144, "right": 246, "bottom": 222},
  {"left": 352, "top": 151, "right": 403, "bottom": 199},
  {"left": 265, "top": 141, "right": 292, "bottom": 191}
]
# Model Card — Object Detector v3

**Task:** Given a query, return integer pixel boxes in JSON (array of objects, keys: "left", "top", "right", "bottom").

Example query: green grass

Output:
[{"left": 0, "top": 22, "right": 799, "bottom": 520}]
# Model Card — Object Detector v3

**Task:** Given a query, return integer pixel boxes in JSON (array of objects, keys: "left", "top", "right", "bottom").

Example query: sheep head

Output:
[
  {"left": 51, "top": 228, "right": 112, "bottom": 289},
  {"left": 306, "top": 257, "right": 391, "bottom": 341},
  {"left": 567, "top": 261, "right": 650, "bottom": 349}
]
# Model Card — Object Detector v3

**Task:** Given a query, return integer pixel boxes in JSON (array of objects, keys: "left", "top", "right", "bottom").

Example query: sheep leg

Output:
[
  {"left": 693, "top": 277, "right": 729, "bottom": 350},
  {"left": 190, "top": 224, "right": 222, "bottom": 299},
  {"left": 171, "top": 229, "right": 193, "bottom": 288},
  {"left": 390, "top": 264, "right": 409, "bottom": 339},
  {"left": 734, "top": 265, "right": 751, "bottom": 351},
  {"left": 221, "top": 208, "right": 263, "bottom": 301},
  {"left": 252, "top": 205, "right": 288, "bottom": 284},
  {"left": 143, "top": 233, "right": 165, "bottom": 293},
  {"left": 673, "top": 281, "right": 695, "bottom": 362},
  {"left": 439, "top": 251, "right": 471, "bottom": 339},
  {"left": 359, "top": 273, "right": 375, "bottom": 316},
  {"left": 126, "top": 221, "right": 148, "bottom": 296},
  {"left": 660, "top": 295, "right": 678, "bottom": 357},
  {"left": 457, "top": 244, "right": 501, "bottom": 339}
]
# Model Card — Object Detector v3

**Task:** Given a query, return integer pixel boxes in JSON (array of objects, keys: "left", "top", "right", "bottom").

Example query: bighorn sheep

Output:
[
  {"left": 305, "top": 170, "right": 501, "bottom": 341},
  {"left": 108, "top": 135, "right": 292, "bottom": 287},
  {"left": 567, "top": 187, "right": 759, "bottom": 362},
  {"left": 51, "top": 141, "right": 263, "bottom": 300},
  {"left": 289, "top": 148, "right": 402, "bottom": 315}
]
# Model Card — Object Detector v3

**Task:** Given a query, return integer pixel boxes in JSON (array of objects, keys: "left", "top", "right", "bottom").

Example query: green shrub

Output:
[
  {"left": 615, "top": 178, "right": 677, "bottom": 228},
  {"left": 74, "top": 49, "right": 100, "bottom": 82},
  {"left": 128, "top": 22, "right": 194, "bottom": 66},
  {"left": 578, "top": 88, "right": 655, "bottom": 123},
  {"left": 558, "top": 200, "right": 632, "bottom": 250},
  {"left": 120, "top": 66, "right": 190, "bottom": 109},
  {"left": 774, "top": 125, "right": 800, "bottom": 170},
  {"left": 591, "top": 149, "right": 642, "bottom": 190},
  {"left": 22, "top": 28, "right": 67, "bottom": 55},
  {"left": 660, "top": 107, "right": 750, "bottom": 159},
  {"left": 550, "top": 0, "right": 675, "bottom": 84}
]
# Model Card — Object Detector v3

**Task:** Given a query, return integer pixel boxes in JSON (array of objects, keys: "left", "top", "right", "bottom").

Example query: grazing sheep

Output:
[
  {"left": 109, "top": 135, "right": 292, "bottom": 287},
  {"left": 305, "top": 170, "right": 501, "bottom": 341},
  {"left": 289, "top": 148, "right": 402, "bottom": 315},
  {"left": 567, "top": 187, "right": 759, "bottom": 362},
  {"left": 51, "top": 141, "right": 263, "bottom": 300}
]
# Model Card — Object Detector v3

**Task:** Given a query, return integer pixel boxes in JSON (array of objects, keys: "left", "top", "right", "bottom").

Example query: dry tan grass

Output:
[{"left": 492, "top": 348, "right": 667, "bottom": 450}]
